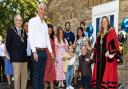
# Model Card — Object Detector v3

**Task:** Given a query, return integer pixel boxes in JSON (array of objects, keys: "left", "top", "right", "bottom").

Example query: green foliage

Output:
[{"left": 0, "top": 0, "right": 48, "bottom": 40}]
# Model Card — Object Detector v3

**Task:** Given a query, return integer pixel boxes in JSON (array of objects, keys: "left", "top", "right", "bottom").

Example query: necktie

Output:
[{"left": 18, "top": 29, "right": 21, "bottom": 36}]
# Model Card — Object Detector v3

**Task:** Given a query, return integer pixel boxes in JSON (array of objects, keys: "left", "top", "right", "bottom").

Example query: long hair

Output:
[
  {"left": 76, "top": 27, "right": 85, "bottom": 41},
  {"left": 57, "top": 27, "right": 65, "bottom": 43},
  {"left": 47, "top": 24, "right": 54, "bottom": 41},
  {"left": 99, "top": 16, "right": 111, "bottom": 35}
]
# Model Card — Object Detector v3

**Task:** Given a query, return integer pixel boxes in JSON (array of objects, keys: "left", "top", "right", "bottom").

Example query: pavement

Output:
[{"left": 0, "top": 81, "right": 80, "bottom": 89}]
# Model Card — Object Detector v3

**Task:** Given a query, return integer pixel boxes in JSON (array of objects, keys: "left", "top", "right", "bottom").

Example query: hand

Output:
[
  {"left": 33, "top": 51, "right": 38, "bottom": 62},
  {"left": 109, "top": 54, "right": 115, "bottom": 59},
  {"left": 63, "top": 58, "right": 66, "bottom": 61},
  {"left": 50, "top": 52, "right": 54, "bottom": 60},
  {"left": 105, "top": 51, "right": 115, "bottom": 59},
  {"left": 86, "top": 58, "right": 90, "bottom": 62},
  {"left": 90, "top": 52, "right": 94, "bottom": 59},
  {"left": 105, "top": 51, "right": 109, "bottom": 57},
  {"left": 72, "top": 43, "right": 76, "bottom": 48}
]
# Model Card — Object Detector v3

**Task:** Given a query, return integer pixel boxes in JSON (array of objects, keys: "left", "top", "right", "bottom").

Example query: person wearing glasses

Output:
[{"left": 6, "top": 14, "right": 28, "bottom": 89}]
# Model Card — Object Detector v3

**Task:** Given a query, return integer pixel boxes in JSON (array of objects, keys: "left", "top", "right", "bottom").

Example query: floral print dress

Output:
[
  {"left": 75, "top": 37, "right": 88, "bottom": 69},
  {"left": 55, "top": 38, "right": 68, "bottom": 80}
]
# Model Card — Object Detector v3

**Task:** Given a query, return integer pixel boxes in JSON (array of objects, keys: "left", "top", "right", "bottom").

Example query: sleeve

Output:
[
  {"left": 6, "top": 28, "right": 13, "bottom": 56},
  {"left": 71, "top": 55, "right": 76, "bottom": 64},
  {"left": 92, "top": 38, "right": 98, "bottom": 63},
  {"left": 107, "top": 28, "right": 121, "bottom": 62},
  {"left": 4, "top": 47, "right": 10, "bottom": 59},
  {"left": 28, "top": 19, "right": 36, "bottom": 52},
  {"left": 46, "top": 25, "right": 52, "bottom": 53},
  {"left": 78, "top": 56, "right": 81, "bottom": 72},
  {"left": 54, "top": 38, "right": 58, "bottom": 55},
  {"left": 24, "top": 32, "right": 27, "bottom": 50},
  {"left": 53, "top": 39, "right": 56, "bottom": 56},
  {"left": 108, "top": 29, "right": 120, "bottom": 55},
  {"left": 72, "top": 32, "right": 75, "bottom": 44},
  {"left": 65, "top": 39, "right": 69, "bottom": 51}
]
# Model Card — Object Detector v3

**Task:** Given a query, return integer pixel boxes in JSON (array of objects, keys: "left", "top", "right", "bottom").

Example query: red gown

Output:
[
  {"left": 91, "top": 28, "right": 120, "bottom": 89},
  {"left": 44, "top": 39, "right": 56, "bottom": 82}
]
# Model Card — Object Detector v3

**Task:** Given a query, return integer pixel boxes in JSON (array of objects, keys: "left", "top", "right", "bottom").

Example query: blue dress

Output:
[{"left": 4, "top": 58, "right": 13, "bottom": 75}]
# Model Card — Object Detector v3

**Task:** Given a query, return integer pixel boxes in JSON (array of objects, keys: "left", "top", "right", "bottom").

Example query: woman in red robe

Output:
[
  {"left": 44, "top": 24, "right": 56, "bottom": 89},
  {"left": 91, "top": 16, "right": 120, "bottom": 89}
]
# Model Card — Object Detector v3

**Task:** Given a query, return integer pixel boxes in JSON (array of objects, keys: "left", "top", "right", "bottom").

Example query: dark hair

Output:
[
  {"left": 80, "top": 21, "right": 85, "bottom": 26},
  {"left": 76, "top": 27, "right": 85, "bottom": 40},
  {"left": 99, "top": 16, "right": 111, "bottom": 35},
  {"left": 57, "top": 27, "right": 65, "bottom": 43},
  {"left": 47, "top": 24, "right": 54, "bottom": 41},
  {"left": 65, "top": 22, "right": 70, "bottom": 27}
]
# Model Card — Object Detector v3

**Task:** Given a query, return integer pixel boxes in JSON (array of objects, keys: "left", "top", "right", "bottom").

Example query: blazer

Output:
[{"left": 6, "top": 26, "right": 27, "bottom": 62}]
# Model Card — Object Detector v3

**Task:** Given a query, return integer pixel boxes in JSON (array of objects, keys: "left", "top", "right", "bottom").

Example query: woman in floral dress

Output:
[
  {"left": 74, "top": 27, "right": 88, "bottom": 84},
  {"left": 55, "top": 27, "right": 68, "bottom": 87}
]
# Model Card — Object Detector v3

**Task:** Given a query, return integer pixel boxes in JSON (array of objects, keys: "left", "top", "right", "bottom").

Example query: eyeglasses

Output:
[{"left": 15, "top": 19, "right": 23, "bottom": 22}]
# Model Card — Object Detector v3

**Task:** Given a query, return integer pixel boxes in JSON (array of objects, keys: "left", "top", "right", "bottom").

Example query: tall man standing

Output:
[
  {"left": 28, "top": 3, "right": 54, "bottom": 89},
  {"left": 6, "top": 14, "right": 28, "bottom": 89}
]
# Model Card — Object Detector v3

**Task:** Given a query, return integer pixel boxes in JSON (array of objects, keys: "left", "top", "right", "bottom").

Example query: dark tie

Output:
[{"left": 18, "top": 29, "right": 21, "bottom": 36}]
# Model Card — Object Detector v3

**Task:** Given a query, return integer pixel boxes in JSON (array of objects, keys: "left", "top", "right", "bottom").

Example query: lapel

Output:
[
  {"left": 13, "top": 26, "right": 24, "bottom": 36},
  {"left": 13, "top": 26, "right": 18, "bottom": 34}
]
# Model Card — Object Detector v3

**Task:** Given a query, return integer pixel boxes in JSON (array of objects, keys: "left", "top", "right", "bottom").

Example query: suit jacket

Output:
[{"left": 6, "top": 27, "right": 27, "bottom": 62}]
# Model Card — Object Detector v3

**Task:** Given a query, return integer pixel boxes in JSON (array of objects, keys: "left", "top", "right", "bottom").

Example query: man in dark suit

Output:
[{"left": 6, "top": 14, "right": 28, "bottom": 89}]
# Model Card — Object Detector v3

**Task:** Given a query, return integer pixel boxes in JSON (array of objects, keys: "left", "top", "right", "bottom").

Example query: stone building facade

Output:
[
  {"left": 47, "top": 0, "right": 128, "bottom": 32},
  {"left": 47, "top": 0, "right": 128, "bottom": 84}
]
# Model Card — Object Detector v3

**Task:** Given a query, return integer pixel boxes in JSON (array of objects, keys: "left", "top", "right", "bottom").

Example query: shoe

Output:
[
  {"left": 69, "top": 86, "right": 74, "bottom": 89},
  {"left": 66, "top": 87, "right": 70, "bottom": 89},
  {"left": 58, "top": 83, "right": 61, "bottom": 88},
  {"left": 61, "top": 82, "right": 65, "bottom": 87}
]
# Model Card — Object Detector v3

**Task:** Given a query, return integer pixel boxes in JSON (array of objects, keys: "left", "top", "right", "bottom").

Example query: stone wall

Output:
[{"left": 48, "top": 0, "right": 112, "bottom": 32}]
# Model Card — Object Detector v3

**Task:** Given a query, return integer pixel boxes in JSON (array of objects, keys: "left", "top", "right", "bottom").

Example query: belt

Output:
[{"left": 36, "top": 48, "right": 46, "bottom": 51}]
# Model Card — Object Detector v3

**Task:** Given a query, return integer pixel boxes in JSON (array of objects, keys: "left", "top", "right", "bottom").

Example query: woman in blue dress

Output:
[{"left": 4, "top": 47, "right": 13, "bottom": 87}]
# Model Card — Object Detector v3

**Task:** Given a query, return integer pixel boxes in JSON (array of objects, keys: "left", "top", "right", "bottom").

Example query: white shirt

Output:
[
  {"left": 28, "top": 15, "right": 52, "bottom": 53},
  {"left": 27, "top": 35, "right": 32, "bottom": 56},
  {"left": 68, "top": 55, "right": 76, "bottom": 65},
  {"left": 0, "top": 42, "right": 5, "bottom": 56}
]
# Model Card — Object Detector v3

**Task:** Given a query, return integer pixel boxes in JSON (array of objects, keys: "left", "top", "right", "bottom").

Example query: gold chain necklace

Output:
[{"left": 13, "top": 27, "right": 24, "bottom": 43}]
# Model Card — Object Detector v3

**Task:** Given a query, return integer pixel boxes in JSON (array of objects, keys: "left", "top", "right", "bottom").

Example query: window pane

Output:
[
  {"left": 96, "top": 18, "right": 100, "bottom": 35},
  {"left": 110, "top": 15, "right": 114, "bottom": 27}
]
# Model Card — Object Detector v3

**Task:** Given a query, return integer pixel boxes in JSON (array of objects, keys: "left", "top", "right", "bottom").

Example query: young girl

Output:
[
  {"left": 63, "top": 45, "right": 76, "bottom": 89},
  {"left": 73, "top": 27, "right": 88, "bottom": 85}
]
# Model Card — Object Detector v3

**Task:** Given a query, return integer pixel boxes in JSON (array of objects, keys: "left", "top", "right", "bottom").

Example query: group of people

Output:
[{"left": 0, "top": 2, "right": 121, "bottom": 89}]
